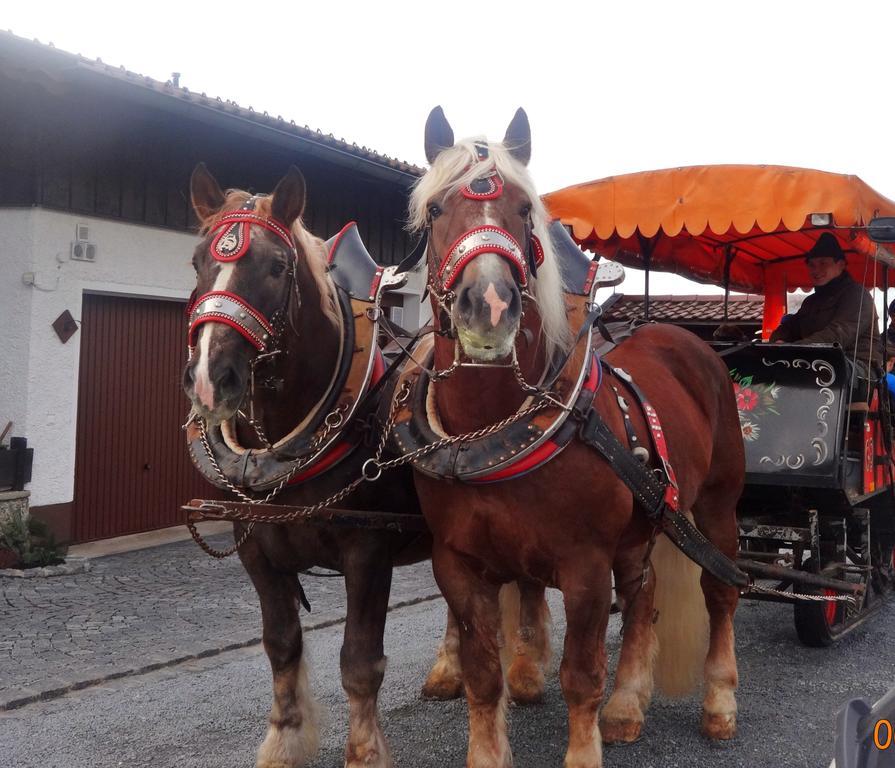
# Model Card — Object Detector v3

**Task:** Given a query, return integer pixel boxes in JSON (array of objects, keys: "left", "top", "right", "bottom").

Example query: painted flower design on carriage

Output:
[{"left": 729, "top": 369, "right": 780, "bottom": 441}]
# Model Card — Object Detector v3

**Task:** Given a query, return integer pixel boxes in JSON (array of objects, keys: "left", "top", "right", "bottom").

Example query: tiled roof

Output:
[
  {"left": 0, "top": 30, "right": 424, "bottom": 180},
  {"left": 603, "top": 294, "right": 764, "bottom": 323}
]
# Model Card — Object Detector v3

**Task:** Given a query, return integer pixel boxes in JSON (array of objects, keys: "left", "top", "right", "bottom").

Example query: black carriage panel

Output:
[{"left": 719, "top": 343, "right": 848, "bottom": 487}]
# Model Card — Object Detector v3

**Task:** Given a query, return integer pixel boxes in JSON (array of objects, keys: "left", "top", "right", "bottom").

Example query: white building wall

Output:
[
  {"left": 0, "top": 211, "right": 36, "bottom": 447},
  {"left": 2, "top": 208, "right": 195, "bottom": 507}
]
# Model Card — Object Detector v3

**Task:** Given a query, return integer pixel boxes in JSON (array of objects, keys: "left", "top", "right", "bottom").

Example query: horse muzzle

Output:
[{"left": 450, "top": 253, "right": 522, "bottom": 361}]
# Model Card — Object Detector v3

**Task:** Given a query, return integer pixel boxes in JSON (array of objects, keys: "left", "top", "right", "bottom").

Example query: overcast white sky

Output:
[{"left": 7, "top": 0, "right": 895, "bottom": 295}]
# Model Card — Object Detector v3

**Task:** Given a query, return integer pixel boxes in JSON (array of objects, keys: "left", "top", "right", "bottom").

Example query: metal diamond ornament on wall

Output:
[{"left": 52, "top": 310, "right": 79, "bottom": 343}]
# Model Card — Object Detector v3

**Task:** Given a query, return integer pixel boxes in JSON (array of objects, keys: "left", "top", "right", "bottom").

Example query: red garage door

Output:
[{"left": 72, "top": 294, "right": 220, "bottom": 542}]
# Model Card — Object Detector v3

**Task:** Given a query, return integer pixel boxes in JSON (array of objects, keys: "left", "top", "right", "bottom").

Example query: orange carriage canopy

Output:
[{"left": 542, "top": 165, "right": 895, "bottom": 296}]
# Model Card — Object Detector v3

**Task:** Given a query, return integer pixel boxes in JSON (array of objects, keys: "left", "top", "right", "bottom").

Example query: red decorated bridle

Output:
[
  {"left": 187, "top": 197, "right": 298, "bottom": 355},
  {"left": 425, "top": 143, "right": 544, "bottom": 297}
]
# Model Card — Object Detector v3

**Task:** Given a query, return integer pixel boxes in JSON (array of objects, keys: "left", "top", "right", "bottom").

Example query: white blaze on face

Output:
[
  {"left": 192, "top": 262, "right": 235, "bottom": 410},
  {"left": 484, "top": 282, "right": 509, "bottom": 326}
]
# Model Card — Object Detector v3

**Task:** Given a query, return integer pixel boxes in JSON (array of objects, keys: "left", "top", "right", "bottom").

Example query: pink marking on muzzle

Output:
[
  {"left": 483, "top": 282, "right": 509, "bottom": 327},
  {"left": 194, "top": 373, "right": 216, "bottom": 410}
]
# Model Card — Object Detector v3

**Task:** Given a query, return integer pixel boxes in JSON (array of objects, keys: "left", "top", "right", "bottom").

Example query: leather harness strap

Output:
[{"left": 576, "top": 372, "right": 749, "bottom": 589}]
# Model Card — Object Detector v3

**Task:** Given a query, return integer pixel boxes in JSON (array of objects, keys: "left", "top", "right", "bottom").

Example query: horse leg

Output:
[
  {"left": 341, "top": 547, "right": 394, "bottom": 768},
  {"left": 503, "top": 580, "right": 551, "bottom": 705},
  {"left": 600, "top": 546, "right": 657, "bottom": 744},
  {"left": 239, "top": 542, "right": 319, "bottom": 768},
  {"left": 692, "top": 488, "right": 740, "bottom": 740},
  {"left": 421, "top": 606, "right": 463, "bottom": 700},
  {"left": 559, "top": 561, "right": 613, "bottom": 768},
  {"left": 433, "top": 547, "right": 510, "bottom": 768}
]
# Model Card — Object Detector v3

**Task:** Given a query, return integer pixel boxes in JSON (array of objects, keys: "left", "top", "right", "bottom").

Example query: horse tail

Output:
[{"left": 651, "top": 524, "right": 710, "bottom": 697}]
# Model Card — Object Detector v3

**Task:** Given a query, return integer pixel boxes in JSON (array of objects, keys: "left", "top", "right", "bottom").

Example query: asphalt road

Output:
[{"left": 2, "top": 591, "right": 894, "bottom": 768}]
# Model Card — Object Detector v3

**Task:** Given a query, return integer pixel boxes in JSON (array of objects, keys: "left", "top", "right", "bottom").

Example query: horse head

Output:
[
  {"left": 183, "top": 163, "right": 309, "bottom": 423},
  {"left": 411, "top": 107, "right": 569, "bottom": 365}
]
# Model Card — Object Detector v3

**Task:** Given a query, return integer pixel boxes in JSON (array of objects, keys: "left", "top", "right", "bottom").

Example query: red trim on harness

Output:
[
  {"left": 189, "top": 315, "right": 267, "bottom": 351},
  {"left": 187, "top": 291, "right": 273, "bottom": 351},
  {"left": 327, "top": 221, "right": 357, "bottom": 264},
  {"left": 192, "top": 290, "right": 273, "bottom": 327},
  {"left": 368, "top": 267, "right": 384, "bottom": 300},
  {"left": 582, "top": 355, "right": 601, "bottom": 393},
  {"left": 208, "top": 212, "right": 294, "bottom": 263},
  {"left": 460, "top": 173, "right": 504, "bottom": 200},
  {"left": 469, "top": 356, "right": 601, "bottom": 484},
  {"left": 642, "top": 402, "right": 680, "bottom": 512},
  {"left": 583, "top": 261, "right": 600, "bottom": 294},
  {"left": 371, "top": 347, "right": 386, "bottom": 386},
  {"left": 440, "top": 225, "right": 528, "bottom": 290},
  {"left": 210, "top": 221, "right": 251, "bottom": 262},
  {"left": 287, "top": 441, "right": 354, "bottom": 485},
  {"left": 530, "top": 235, "right": 545, "bottom": 268},
  {"left": 471, "top": 439, "right": 560, "bottom": 484}
]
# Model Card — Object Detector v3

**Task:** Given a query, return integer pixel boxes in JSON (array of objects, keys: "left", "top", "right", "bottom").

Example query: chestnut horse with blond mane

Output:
[
  {"left": 182, "top": 164, "right": 551, "bottom": 768},
  {"left": 394, "top": 107, "right": 744, "bottom": 768}
]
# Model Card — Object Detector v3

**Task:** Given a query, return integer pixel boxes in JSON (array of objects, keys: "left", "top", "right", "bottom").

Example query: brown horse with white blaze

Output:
[
  {"left": 400, "top": 107, "right": 744, "bottom": 768},
  {"left": 183, "top": 163, "right": 551, "bottom": 768}
]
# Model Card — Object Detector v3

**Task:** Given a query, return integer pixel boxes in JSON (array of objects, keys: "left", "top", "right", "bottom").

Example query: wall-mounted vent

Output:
[
  {"left": 71, "top": 223, "right": 96, "bottom": 261},
  {"left": 71, "top": 241, "right": 97, "bottom": 261}
]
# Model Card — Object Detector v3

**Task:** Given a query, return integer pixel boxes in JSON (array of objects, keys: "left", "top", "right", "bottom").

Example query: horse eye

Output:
[
  {"left": 519, "top": 203, "right": 532, "bottom": 217},
  {"left": 428, "top": 203, "right": 443, "bottom": 220},
  {"left": 270, "top": 261, "right": 287, "bottom": 278}
]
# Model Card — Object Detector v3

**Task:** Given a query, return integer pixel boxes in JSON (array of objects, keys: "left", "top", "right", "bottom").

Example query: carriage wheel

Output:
[
  {"left": 793, "top": 560, "right": 869, "bottom": 648},
  {"left": 793, "top": 588, "right": 842, "bottom": 647}
]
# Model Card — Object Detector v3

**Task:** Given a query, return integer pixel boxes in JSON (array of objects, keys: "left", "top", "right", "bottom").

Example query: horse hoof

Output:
[
  {"left": 344, "top": 749, "right": 391, "bottom": 768},
  {"left": 507, "top": 659, "right": 545, "bottom": 706},
  {"left": 421, "top": 671, "right": 463, "bottom": 700},
  {"left": 702, "top": 711, "right": 737, "bottom": 741},
  {"left": 600, "top": 717, "right": 642, "bottom": 745},
  {"left": 345, "top": 731, "right": 392, "bottom": 768}
]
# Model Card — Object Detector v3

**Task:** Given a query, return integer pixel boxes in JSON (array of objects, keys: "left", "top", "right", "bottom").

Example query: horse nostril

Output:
[
  {"left": 214, "top": 365, "right": 243, "bottom": 400},
  {"left": 457, "top": 286, "right": 475, "bottom": 319},
  {"left": 508, "top": 285, "right": 521, "bottom": 316},
  {"left": 182, "top": 365, "right": 196, "bottom": 391}
]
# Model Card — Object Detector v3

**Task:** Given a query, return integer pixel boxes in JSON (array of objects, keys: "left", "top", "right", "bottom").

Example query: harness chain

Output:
[{"left": 189, "top": 379, "right": 552, "bottom": 557}]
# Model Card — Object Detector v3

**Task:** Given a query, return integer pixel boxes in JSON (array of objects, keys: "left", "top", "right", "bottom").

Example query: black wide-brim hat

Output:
[{"left": 805, "top": 231, "right": 846, "bottom": 261}]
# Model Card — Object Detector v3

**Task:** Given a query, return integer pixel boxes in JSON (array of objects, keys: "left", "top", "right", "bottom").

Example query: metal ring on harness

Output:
[{"left": 361, "top": 458, "right": 383, "bottom": 482}]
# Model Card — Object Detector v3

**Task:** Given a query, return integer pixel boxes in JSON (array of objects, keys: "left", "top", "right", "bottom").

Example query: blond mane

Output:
[
  {"left": 202, "top": 190, "right": 340, "bottom": 328},
  {"left": 408, "top": 138, "right": 571, "bottom": 357}
]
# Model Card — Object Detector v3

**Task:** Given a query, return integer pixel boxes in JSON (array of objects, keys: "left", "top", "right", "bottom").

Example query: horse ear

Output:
[
  {"left": 503, "top": 108, "right": 531, "bottom": 166},
  {"left": 424, "top": 106, "right": 455, "bottom": 165},
  {"left": 190, "top": 163, "right": 226, "bottom": 223},
  {"left": 270, "top": 166, "right": 306, "bottom": 227}
]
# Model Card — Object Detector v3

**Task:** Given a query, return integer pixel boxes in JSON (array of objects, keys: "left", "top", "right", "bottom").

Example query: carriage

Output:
[{"left": 543, "top": 164, "right": 895, "bottom": 646}]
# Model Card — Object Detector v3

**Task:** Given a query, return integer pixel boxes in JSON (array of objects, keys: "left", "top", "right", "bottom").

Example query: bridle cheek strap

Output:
[
  {"left": 438, "top": 225, "right": 529, "bottom": 292},
  {"left": 188, "top": 291, "right": 274, "bottom": 353}
]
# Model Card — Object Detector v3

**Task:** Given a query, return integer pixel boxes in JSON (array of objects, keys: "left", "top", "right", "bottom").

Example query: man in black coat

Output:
[{"left": 770, "top": 232, "right": 881, "bottom": 377}]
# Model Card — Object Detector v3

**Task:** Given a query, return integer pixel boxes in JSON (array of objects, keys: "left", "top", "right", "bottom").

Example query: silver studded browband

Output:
[
  {"left": 188, "top": 292, "right": 273, "bottom": 352},
  {"left": 438, "top": 225, "right": 528, "bottom": 291}
]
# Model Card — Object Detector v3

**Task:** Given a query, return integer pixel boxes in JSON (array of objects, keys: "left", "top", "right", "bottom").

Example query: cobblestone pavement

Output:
[{"left": 0, "top": 533, "right": 439, "bottom": 710}]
